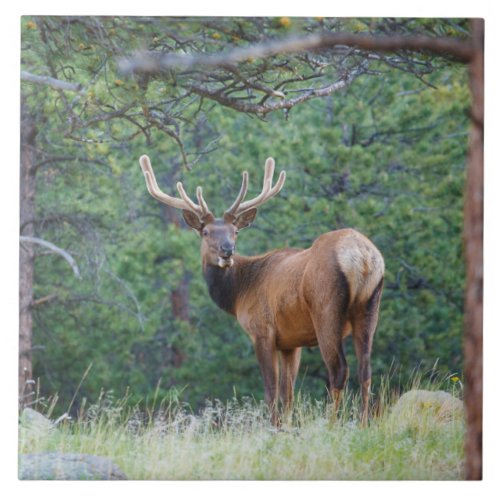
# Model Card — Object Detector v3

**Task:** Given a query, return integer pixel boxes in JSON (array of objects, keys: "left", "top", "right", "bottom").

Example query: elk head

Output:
[{"left": 139, "top": 155, "right": 286, "bottom": 268}]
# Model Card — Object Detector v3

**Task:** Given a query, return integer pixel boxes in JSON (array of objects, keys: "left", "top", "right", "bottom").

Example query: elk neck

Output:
[{"left": 202, "top": 253, "right": 271, "bottom": 316}]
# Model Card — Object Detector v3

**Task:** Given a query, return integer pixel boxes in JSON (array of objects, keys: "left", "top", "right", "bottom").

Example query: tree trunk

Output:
[
  {"left": 170, "top": 277, "right": 190, "bottom": 367},
  {"left": 464, "top": 18, "right": 484, "bottom": 481},
  {"left": 19, "top": 100, "right": 38, "bottom": 405},
  {"left": 162, "top": 203, "right": 191, "bottom": 367}
]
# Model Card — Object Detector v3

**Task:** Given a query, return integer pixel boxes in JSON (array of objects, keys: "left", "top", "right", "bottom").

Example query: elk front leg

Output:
[
  {"left": 280, "top": 348, "right": 301, "bottom": 419},
  {"left": 254, "top": 337, "right": 279, "bottom": 426}
]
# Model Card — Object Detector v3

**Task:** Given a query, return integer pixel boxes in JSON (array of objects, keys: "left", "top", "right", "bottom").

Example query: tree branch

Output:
[
  {"left": 117, "top": 31, "right": 473, "bottom": 74},
  {"left": 21, "top": 71, "right": 83, "bottom": 92},
  {"left": 188, "top": 62, "right": 367, "bottom": 116},
  {"left": 32, "top": 294, "right": 57, "bottom": 307},
  {"left": 20, "top": 236, "right": 81, "bottom": 279}
]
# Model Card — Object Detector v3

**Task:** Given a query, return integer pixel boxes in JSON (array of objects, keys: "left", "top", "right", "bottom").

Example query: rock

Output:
[
  {"left": 20, "top": 408, "right": 53, "bottom": 433},
  {"left": 19, "top": 452, "right": 127, "bottom": 480},
  {"left": 391, "top": 389, "right": 464, "bottom": 423}
]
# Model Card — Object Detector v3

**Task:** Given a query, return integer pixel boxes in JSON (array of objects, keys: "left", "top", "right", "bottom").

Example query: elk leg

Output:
[
  {"left": 279, "top": 348, "right": 302, "bottom": 418},
  {"left": 314, "top": 316, "right": 349, "bottom": 419},
  {"left": 353, "top": 279, "right": 383, "bottom": 425},
  {"left": 326, "top": 341, "right": 349, "bottom": 415},
  {"left": 254, "top": 338, "right": 280, "bottom": 426}
]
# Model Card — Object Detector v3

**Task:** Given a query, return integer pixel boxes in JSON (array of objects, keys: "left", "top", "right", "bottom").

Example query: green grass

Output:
[{"left": 19, "top": 377, "right": 465, "bottom": 480}]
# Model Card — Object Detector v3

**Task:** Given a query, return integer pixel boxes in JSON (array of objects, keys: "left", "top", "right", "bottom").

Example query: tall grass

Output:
[{"left": 19, "top": 372, "right": 465, "bottom": 480}]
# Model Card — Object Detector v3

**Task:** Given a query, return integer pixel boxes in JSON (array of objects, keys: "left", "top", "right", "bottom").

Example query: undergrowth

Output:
[{"left": 19, "top": 371, "right": 465, "bottom": 480}]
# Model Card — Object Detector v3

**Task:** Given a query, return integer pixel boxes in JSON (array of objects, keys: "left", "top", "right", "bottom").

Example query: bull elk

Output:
[{"left": 139, "top": 154, "right": 384, "bottom": 425}]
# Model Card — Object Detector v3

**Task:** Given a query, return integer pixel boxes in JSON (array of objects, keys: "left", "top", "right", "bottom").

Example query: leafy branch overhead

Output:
[{"left": 21, "top": 17, "right": 471, "bottom": 169}]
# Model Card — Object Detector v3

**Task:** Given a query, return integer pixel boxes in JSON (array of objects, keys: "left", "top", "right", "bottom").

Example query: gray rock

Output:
[
  {"left": 20, "top": 408, "right": 53, "bottom": 433},
  {"left": 19, "top": 452, "right": 127, "bottom": 480},
  {"left": 391, "top": 389, "right": 464, "bottom": 423}
]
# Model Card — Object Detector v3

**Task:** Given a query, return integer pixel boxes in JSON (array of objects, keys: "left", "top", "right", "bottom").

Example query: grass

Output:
[{"left": 19, "top": 375, "right": 465, "bottom": 480}]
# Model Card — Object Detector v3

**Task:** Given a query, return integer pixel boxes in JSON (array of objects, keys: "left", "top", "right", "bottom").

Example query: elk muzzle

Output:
[{"left": 218, "top": 242, "right": 235, "bottom": 268}]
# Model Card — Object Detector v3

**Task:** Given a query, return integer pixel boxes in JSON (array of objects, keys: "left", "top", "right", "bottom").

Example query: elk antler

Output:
[
  {"left": 224, "top": 158, "right": 286, "bottom": 219},
  {"left": 139, "top": 155, "right": 213, "bottom": 220}
]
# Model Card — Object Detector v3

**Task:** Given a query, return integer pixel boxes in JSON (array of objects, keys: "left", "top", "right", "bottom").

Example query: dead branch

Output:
[
  {"left": 32, "top": 294, "right": 57, "bottom": 307},
  {"left": 118, "top": 32, "right": 473, "bottom": 74},
  {"left": 21, "top": 70, "right": 83, "bottom": 92},
  {"left": 20, "top": 236, "right": 81, "bottom": 279}
]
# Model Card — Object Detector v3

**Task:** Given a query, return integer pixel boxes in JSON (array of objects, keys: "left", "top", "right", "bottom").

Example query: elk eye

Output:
[{"left": 202, "top": 228, "right": 209, "bottom": 237}]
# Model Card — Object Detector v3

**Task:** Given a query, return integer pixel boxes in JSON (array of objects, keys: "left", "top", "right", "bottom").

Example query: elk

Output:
[{"left": 139, "top": 154, "right": 384, "bottom": 425}]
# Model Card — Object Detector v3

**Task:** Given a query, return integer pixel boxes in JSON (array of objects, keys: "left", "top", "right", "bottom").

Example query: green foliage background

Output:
[{"left": 21, "top": 17, "right": 469, "bottom": 412}]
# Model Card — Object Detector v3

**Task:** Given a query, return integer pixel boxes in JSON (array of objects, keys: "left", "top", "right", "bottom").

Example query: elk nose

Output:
[{"left": 220, "top": 242, "right": 234, "bottom": 258}]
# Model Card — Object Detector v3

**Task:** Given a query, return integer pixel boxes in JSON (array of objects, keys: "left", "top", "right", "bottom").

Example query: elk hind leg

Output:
[
  {"left": 314, "top": 314, "right": 349, "bottom": 419},
  {"left": 352, "top": 278, "right": 383, "bottom": 426}
]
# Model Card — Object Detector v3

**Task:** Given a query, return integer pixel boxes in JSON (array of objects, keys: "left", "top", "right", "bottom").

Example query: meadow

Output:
[{"left": 19, "top": 375, "right": 464, "bottom": 480}]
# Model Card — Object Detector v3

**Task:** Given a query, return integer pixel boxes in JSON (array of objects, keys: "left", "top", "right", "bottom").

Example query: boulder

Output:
[
  {"left": 20, "top": 408, "right": 53, "bottom": 434},
  {"left": 19, "top": 452, "right": 127, "bottom": 480},
  {"left": 391, "top": 389, "right": 464, "bottom": 423}
]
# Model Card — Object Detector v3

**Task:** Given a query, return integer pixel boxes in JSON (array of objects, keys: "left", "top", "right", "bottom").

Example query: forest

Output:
[{"left": 20, "top": 17, "right": 471, "bottom": 416}]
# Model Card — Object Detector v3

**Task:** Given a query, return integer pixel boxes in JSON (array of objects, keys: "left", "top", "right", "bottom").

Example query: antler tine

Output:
[
  {"left": 236, "top": 178, "right": 271, "bottom": 213},
  {"left": 196, "top": 186, "right": 212, "bottom": 217},
  {"left": 235, "top": 157, "right": 286, "bottom": 215},
  {"left": 262, "top": 157, "right": 275, "bottom": 189},
  {"left": 139, "top": 155, "right": 212, "bottom": 219},
  {"left": 224, "top": 171, "right": 249, "bottom": 216},
  {"left": 140, "top": 155, "right": 190, "bottom": 210},
  {"left": 176, "top": 182, "right": 202, "bottom": 214},
  {"left": 268, "top": 170, "right": 287, "bottom": 196}
]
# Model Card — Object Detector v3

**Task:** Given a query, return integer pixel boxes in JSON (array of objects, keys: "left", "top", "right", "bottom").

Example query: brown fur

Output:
[
  {"left": 200, "top": 224, "right": 384, "bottom": 425},
  {"left": 139, "top": 154, "right": 384, "bottom": 425}
]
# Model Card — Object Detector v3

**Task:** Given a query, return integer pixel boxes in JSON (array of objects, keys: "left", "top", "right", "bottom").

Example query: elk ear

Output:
[
  {"left": 234, "top": 208, "right": 258, "bottom": 230},
  {"left": 182, "top": 210, "right": 204, "bottom": 232}
]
